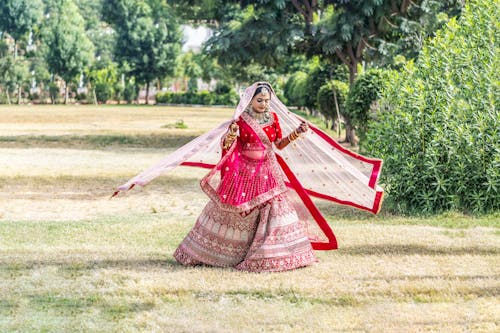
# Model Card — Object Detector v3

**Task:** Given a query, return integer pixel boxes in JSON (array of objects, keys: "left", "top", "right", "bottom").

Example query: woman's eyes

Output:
[{"left": 257, "top": 99, "right": 269, "bottom": 103}]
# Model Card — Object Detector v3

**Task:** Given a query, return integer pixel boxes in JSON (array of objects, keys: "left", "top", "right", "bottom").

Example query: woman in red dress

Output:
[
  {"left": 114, "top": 82, "right": 384, "bottom": 273},
  {"left": 174, "top": 84, "right": 316, "bottom": 272}
]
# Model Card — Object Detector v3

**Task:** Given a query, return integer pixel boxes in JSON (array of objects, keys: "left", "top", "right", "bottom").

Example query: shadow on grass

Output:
[
  {"left": 354, "top": 274, "right": 500, "bottom": 281},
  {"left": 0, "top": 134, "right": 199, "bottom": 149},
  {"left": 0, "top": 258, "right": 183, "bottom": 273},
  {"left": 0, "top": 174, "right": 202, "bottom": 199},
  {"left": 338, "top": 244, "right": 499, "bottom": 256}
]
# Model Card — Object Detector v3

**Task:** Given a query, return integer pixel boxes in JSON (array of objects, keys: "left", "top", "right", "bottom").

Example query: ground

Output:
[{"left": 0, "top": 105, "right": 498, "bottom": 332}]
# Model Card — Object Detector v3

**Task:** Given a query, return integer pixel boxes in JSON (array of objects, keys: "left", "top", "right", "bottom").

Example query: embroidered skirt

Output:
[{"left": 173, "top": 193, "right": 316, "bottom": 272}]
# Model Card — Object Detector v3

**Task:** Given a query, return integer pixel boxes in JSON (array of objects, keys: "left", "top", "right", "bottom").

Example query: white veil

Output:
[{"left": 114, "top": 82, "right": 384, "bottom": 248}]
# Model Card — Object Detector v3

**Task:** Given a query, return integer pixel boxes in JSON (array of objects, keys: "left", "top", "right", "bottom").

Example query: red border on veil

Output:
[
  {"left": 307, "top": 123, "right": 383, "bottom": 190},
  {"left": 275, "top": 155, "right": 338, "bottom": 250}
]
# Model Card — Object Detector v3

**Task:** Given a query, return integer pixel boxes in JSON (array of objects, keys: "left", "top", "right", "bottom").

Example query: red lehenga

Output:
[
  {"left": 114, "top": 81, "right": 384, "bottom": 273},
  {"left": 174, "top": 112, "right": 316, "bottom": 272}
]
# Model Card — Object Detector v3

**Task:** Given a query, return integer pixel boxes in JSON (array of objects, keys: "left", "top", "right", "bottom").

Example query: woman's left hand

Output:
[{"left": 297, "top": 121, "right": 308, "bottom": 134}]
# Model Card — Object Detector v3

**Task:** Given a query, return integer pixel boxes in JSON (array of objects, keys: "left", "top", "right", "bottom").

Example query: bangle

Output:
[
  {"left": 288, "top": 131, "right": 298, "bottom": 142},
  {"left": 223, "top": 133, "right": 237, "bottom": 149}
]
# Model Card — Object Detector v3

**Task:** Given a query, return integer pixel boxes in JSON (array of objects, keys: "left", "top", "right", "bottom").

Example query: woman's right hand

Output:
[
  {"left": 229, "top": 121, "right": 239, "bottom": 134},
  {"left": 223, "top": 122, "right": 239, "bottom": 149}
]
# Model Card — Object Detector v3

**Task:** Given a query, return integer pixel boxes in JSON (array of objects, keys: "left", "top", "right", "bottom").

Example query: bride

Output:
[{"left": 114, "top": 82, "right": 384, "bottom": 272}]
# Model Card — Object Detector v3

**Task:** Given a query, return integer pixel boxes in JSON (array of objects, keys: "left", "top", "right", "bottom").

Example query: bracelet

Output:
[
  {"left": 288, "top": 130, "right": 299, "bottom": 142},
  {"left": 223, "top": 133, "right": 237, "bottom": 149}
]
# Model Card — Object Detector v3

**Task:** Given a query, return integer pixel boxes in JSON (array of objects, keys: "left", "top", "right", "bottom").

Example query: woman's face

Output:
[{"left": 251, "top": 91, "right": 271, "bottom": 113}]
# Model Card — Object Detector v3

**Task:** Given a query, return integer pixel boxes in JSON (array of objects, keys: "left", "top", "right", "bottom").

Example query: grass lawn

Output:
[{"left": 0, "top": 105, "right": 498, "bottom": 332}]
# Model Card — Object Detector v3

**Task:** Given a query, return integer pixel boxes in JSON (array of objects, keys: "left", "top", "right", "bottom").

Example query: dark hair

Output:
[{"left": 253, "top": 83, "right": 272, "bottom": 97}]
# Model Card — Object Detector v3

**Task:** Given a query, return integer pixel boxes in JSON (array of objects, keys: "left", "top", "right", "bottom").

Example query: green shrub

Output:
[
  {"left": 317, "top": 80, "right": 348, "bottom": 129},
  {"left": 214, "top": 82, "right": 232, "bottom": 95},
  {"left": 123, "top": 82, "right": 137, "bottom": 103},
  {"left": 155, "top": 90, "right": 238, "bottom": 106},
  {"left": 363, "top": 0, "right": 500, "bottom": 215},
  {"left": 213, "top": 90, "right": 238, "bottom": 106},
  {"left": 76, "top": 92, "right": 87, "bottom": 101},
  {"left": 284, "top": 71, "right": 308, "bottom": 107},
  {"left": 95, "top": 83, "right": 114, "bottom": 103},
  {"left": 345, "top": 68, "right": 391, "bottom": 141},
  {"left": 49, "top": 83, "right": 59, "bottom": 104},
  {"left": 305, "top": 63, "right": 348, "bottom": 112}
]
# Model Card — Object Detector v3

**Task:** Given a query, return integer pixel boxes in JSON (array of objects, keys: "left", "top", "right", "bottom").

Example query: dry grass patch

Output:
[{"left": 0, "top": 105, "right": 231, "bottom": 137}]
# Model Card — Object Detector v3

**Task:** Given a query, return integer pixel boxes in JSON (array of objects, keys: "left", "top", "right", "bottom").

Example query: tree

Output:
[
  {"left": 0, "top": 56, "right": 30, "bottom": 104},
  {"left": 315, "top": 0, "right": 464, "bottom": 144},
  {"left": 74, "top": 0, "right": 116, "bottom": 65},
  {"left": 363, "top": 0, "right": 499, "bottom": 214},
  {"left": 317, "top": 79, "right": 348, "bottom": 132},
  {"left": 0, "top": 0, "right": 43, "bottom": 103},
  {"left": 103, "top": 0, "right": 182, "bottom": 104},
  {"left": 42, "top": 0, "right": 94, "bottom": 104},
  {"left": 318, "top": 1, "right": 464, "bottom": 84},
  {"left": 345, "top": 68, "right": 390, "bottom": 142},
  {"left": 0, "top": 0, "right": 43, "bottom": 58},
  {"left": 204, "top": 3, "right": 304, "bottom": 69}
]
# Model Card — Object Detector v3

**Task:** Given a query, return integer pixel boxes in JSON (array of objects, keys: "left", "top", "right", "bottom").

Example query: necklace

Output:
[{"left": 247, "top": 107, "right": 271, "bottom": 125}]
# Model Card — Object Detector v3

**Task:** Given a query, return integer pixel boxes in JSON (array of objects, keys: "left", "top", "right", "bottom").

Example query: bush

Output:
[
  {"left": 284, "top": 72, "right": 307, "bottom": 107},
  {"left": 214, "top": 82, "right": 232, "bottom": 95},
  {"left": 363, "top": 0, "right": 500, "bottom": 215},
  {"left": 156, "top": 89, "right": 238, "bottom": 106},
  {"left": 317, "top": 80, "right": 348, "bottom": 129},
  {"left": 49, "top": 83, "right": 59, "bottom": 104},
  {"left": 95, "top": 83, "right": 114, "bottom": 103},
  {"left": 76, "top": 92, "right": 87, "bottom": 102},
  {"left": 123, "top": 82, "right": 137, "bottom": 103},
  {"left": 305, "top": 62, "right": 348, "bottom": 112},
  {"left": 345, "top": 68, "right": 391, "bottom": 141}
]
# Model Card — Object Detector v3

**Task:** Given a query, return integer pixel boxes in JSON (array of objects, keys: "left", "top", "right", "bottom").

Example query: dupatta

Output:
[{"left": 114, "top": 82, "right": 384, "bottom": 250}]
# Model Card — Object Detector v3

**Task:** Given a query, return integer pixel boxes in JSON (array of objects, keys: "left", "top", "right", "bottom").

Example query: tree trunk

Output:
[
  {"left": 64, "top": 83, "right": 69, "bottom": 105},
  {"left": 348, "top": 60, "right": 358, "bottom": 85},
  {"left": 17, "top": 86, "right": 21, "bottom": 104},
  {"left": 145, "top": 82, "right": 150, "bottom": 105},
  {"left": 345, "top": 58, "right": 359, "bottom": 146},
  {"left": 6, "top": 91, "right": 11, "bottom": 105},
  {"left": 343, "top": 114, "right": 358, "bottom": 146},
  {"left": 330, "top": 120, "right": 337, "bottom": 132},
  {"left": 93, "top": 87, "right": 98, "bottom": 105}
]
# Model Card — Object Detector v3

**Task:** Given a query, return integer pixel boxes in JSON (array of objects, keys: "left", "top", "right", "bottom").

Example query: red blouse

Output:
[{"left": 237, "top": 112, "right": 282, "bottom": 144}]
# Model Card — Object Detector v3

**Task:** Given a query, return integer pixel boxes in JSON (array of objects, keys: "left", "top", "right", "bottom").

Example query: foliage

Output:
[
  {"left": 87, "top": 64, "right": 119, "bottom": 103},
  {"left": 204, "top": 3, "right": 303, "bottom": 69},
  {"left": 41, "top": 0, "right": 94, "bottom": 103},
  {"left": 156, "top": 90, "right": 238, "bottom": 106},
  {"left": 317, "top": 80, "right": 348, "bottom": 129},
  {"left": 123, "top": 79, "right": 138, "bottom": 104},
  {"left": 304, "top": 60, "right": 348, "bottom": 112},
  {"left": 73, "top": 0, "right": 115, "bottom": 65},
  {"left": 0, "top": 0, "right": 44, "bottom": 42},
  {"left": 317, "top": 0, "right": 465, "bottom": 83},
  {"left": 345, "top": 68, "right": 391, "bottom": 141},
  {"left": 48, "top": 82, "right": 59, "bottom": 104},
  {"left": 284, "top": 71, "right": 307, "bottom": 107},
  {"left": 363, "top": 0, "right": 500, "bottom": 215},
  {"left": 0, "top": 56, "right": 29, "bottom": 93},
  {"left": 103, "top": 0, "right": 182, "bottom": 90}
]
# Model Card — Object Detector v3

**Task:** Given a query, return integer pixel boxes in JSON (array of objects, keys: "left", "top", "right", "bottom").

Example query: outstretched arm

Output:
[{"left": 274, "top": 121, "right": 308, "bottom": 150}]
